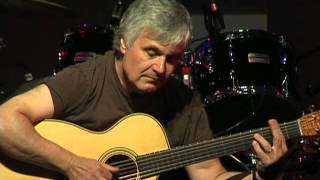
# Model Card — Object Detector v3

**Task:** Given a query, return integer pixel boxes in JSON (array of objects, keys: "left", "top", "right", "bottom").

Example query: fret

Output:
[{"left": 134, "top": 118, "right": 306, "bottom": 178}]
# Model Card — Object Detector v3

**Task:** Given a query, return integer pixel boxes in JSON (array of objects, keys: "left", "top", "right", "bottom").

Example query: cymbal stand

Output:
[{"left": 247, "top": 153, "right": 258, "bottom": 180}]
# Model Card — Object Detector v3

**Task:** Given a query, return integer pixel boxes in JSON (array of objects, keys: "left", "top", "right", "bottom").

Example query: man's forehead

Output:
[
  {"left": 137, "top": 32, "right": 186, "bottom": 52},
  {"left": 141, "top": 28, "right": 187, "bottom": 45}
]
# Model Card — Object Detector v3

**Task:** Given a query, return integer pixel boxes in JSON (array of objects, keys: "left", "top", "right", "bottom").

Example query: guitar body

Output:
[{"left": 0, "top": 113, "right": 170, "bottom": 180}]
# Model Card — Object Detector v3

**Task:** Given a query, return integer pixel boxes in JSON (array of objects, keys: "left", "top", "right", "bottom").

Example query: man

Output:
[{"left": 0, "top": 0, "right": 287, "bottom": 179}]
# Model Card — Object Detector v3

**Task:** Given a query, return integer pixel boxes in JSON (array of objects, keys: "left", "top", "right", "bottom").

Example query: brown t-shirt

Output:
[{"left": 45, "top": 51, "right": 213, "bottom": 147}]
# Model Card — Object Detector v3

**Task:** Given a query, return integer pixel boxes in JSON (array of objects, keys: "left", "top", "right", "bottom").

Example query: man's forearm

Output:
[{"left": 0, "top": 108, "right": 75, "bottom": 175}]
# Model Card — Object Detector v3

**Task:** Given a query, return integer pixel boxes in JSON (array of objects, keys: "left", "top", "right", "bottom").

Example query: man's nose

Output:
[{"left": 153, "top": 56, "right": 166, "bottom": 74}]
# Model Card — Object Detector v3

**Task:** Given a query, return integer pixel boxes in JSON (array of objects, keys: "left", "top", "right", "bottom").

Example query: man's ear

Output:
[{"left": 120, "top": 38, "right": 127, "bottom": 54}]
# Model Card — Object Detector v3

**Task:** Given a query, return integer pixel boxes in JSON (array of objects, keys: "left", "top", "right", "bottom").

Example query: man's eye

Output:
[{"left": 146, "top": 50, "right": 157, "bottom": 57}]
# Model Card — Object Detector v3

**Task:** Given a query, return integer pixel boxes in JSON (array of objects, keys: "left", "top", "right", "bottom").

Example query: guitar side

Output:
[{"left": 0, "top": 113, "right": 170, "bottom": 180}]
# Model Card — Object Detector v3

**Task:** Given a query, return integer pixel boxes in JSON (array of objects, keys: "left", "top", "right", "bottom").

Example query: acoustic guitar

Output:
[{"left": 1, "top": 112, "right": 320, "bottom": 180}]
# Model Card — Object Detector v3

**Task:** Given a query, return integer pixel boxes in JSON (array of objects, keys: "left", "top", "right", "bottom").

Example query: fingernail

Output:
[{"left": 252, "top": 141, "right": 257, "bottom": 146}]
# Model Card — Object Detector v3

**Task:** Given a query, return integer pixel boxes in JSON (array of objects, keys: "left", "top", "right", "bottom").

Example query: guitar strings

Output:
[
  {"left": 141, "top": 118, "right": 316, "bottom": 178},
  {"left": 132, "top": 121, "right": 299, "bottom": 166},
  {"left": 136, "top": 122, "right": 302, "bottom": 178},
  {"left": 111, "top": 119, "right": 315, "bottom": 179},
  {"left": 115, "top": 125, "right": 299, "bottom": 179},
  {"left": 112, "top": 121, "right": 302, "bottom": 179}
]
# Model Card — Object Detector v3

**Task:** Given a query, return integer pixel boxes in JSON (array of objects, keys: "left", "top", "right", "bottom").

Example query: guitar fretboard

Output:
[{"left": 115, "top": 120, "right": 301, "bottom": 179}]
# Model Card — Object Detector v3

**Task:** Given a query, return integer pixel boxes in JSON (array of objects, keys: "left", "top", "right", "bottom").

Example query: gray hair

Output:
[{"left": 113, "top": 0, "right": 193, "bottom": 51}]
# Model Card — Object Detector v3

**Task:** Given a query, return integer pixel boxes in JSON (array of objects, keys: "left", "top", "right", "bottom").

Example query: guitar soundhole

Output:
[{"left": 106, "top": 154, "right": 138, "bottom": 180}]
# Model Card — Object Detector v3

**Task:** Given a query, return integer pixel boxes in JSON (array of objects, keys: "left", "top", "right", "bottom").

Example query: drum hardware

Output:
[
  {"left": 307, "top": 104, "right": 316, "bottom": 113},
  {"left": 0, "top": 85, "right": 8, "bottom": 104},
  {"left": 54, "top": 0, "right": 127, "bottom": 73},
  {"left": 181, "top": 49, "right": 195, "bottom": 89},
  {"left": 0, "top": 87, "right": 6, "bottom": 95},
  {"left": 109, "top": 0, "right": 128, "bottom": 29},
  {"left": 230, "top": 69, "right": 236, "bottom": 92},
  {"left": 173, "top": 49, "right": 195, "bottom": 89},
  {"left": 24, "top": 73, "right": 34, "bottom": 82},
  {"left": 55, "top": 24, "right": 114, "bottom": 72},
  {"left": 281, "top": 75, "right": 289, "bottom": 97},
  {"left": 0, "top": 37, "right": 6, "bottom": 50},
  {"left": 247, "top": 153, "right": 259, "bottom": 180}
]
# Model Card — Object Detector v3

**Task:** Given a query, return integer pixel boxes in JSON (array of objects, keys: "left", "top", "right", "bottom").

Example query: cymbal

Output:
[
  {"left": 0, "top": 0, "right": 67, "bottom": 10},
  {"left": 27, "top": 0, "right": 66, "bottom": 9}
]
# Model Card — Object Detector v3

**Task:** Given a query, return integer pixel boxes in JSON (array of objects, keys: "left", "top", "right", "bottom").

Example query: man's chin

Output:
[{"left": 139, "top": 83, "right": 163, "bottom": 93}]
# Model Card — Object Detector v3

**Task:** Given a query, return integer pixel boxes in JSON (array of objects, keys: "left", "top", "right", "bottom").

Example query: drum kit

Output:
[
  {"left": 181, "top": 28, "right": 320, "bottom": 179},
  {"left": 176, "top": 1, "right": 320, "bottom": 179},
  {"left": 1, "top": 0, "right": 320, "bottom": 179}
]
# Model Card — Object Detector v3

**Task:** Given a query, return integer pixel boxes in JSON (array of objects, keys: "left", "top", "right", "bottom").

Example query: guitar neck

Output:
[{"left": 133, "top": 120, "right": 301, "bottom": 178}]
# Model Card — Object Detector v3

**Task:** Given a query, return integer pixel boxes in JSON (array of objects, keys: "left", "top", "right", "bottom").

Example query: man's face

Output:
[{"left": 119, "top": 32, "right": 186, "bottom": 93}]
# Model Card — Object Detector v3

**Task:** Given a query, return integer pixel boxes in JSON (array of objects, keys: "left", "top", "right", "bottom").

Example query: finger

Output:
[
  {"left": 269, "top": 119, "right": 289, "bottom": 156},
  {"left": 102, "top": 163, "right": 120, "bottom": 180},
  {"left": 252, "top": 140, "right": 269, "bottom": 163},
  {"left": 103, "top": 163, "right": 120, "bottom": 173},
  {"left": 253, "top": 133, "right": 272, "bottom": 153},
  {"left": 96, "top": 163, "right": 118, "bottom": 179},
  {"left": 268, "top": 119, "right": 285, "bottom": 149}
]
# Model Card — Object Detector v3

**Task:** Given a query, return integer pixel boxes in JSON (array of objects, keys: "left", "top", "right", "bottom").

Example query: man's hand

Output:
[
  {"left": 252, "top": 119, "right": 288, "bottom": 167},
  {"left": 66, "top": 156, "right": 119, "bottom": 180}
]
